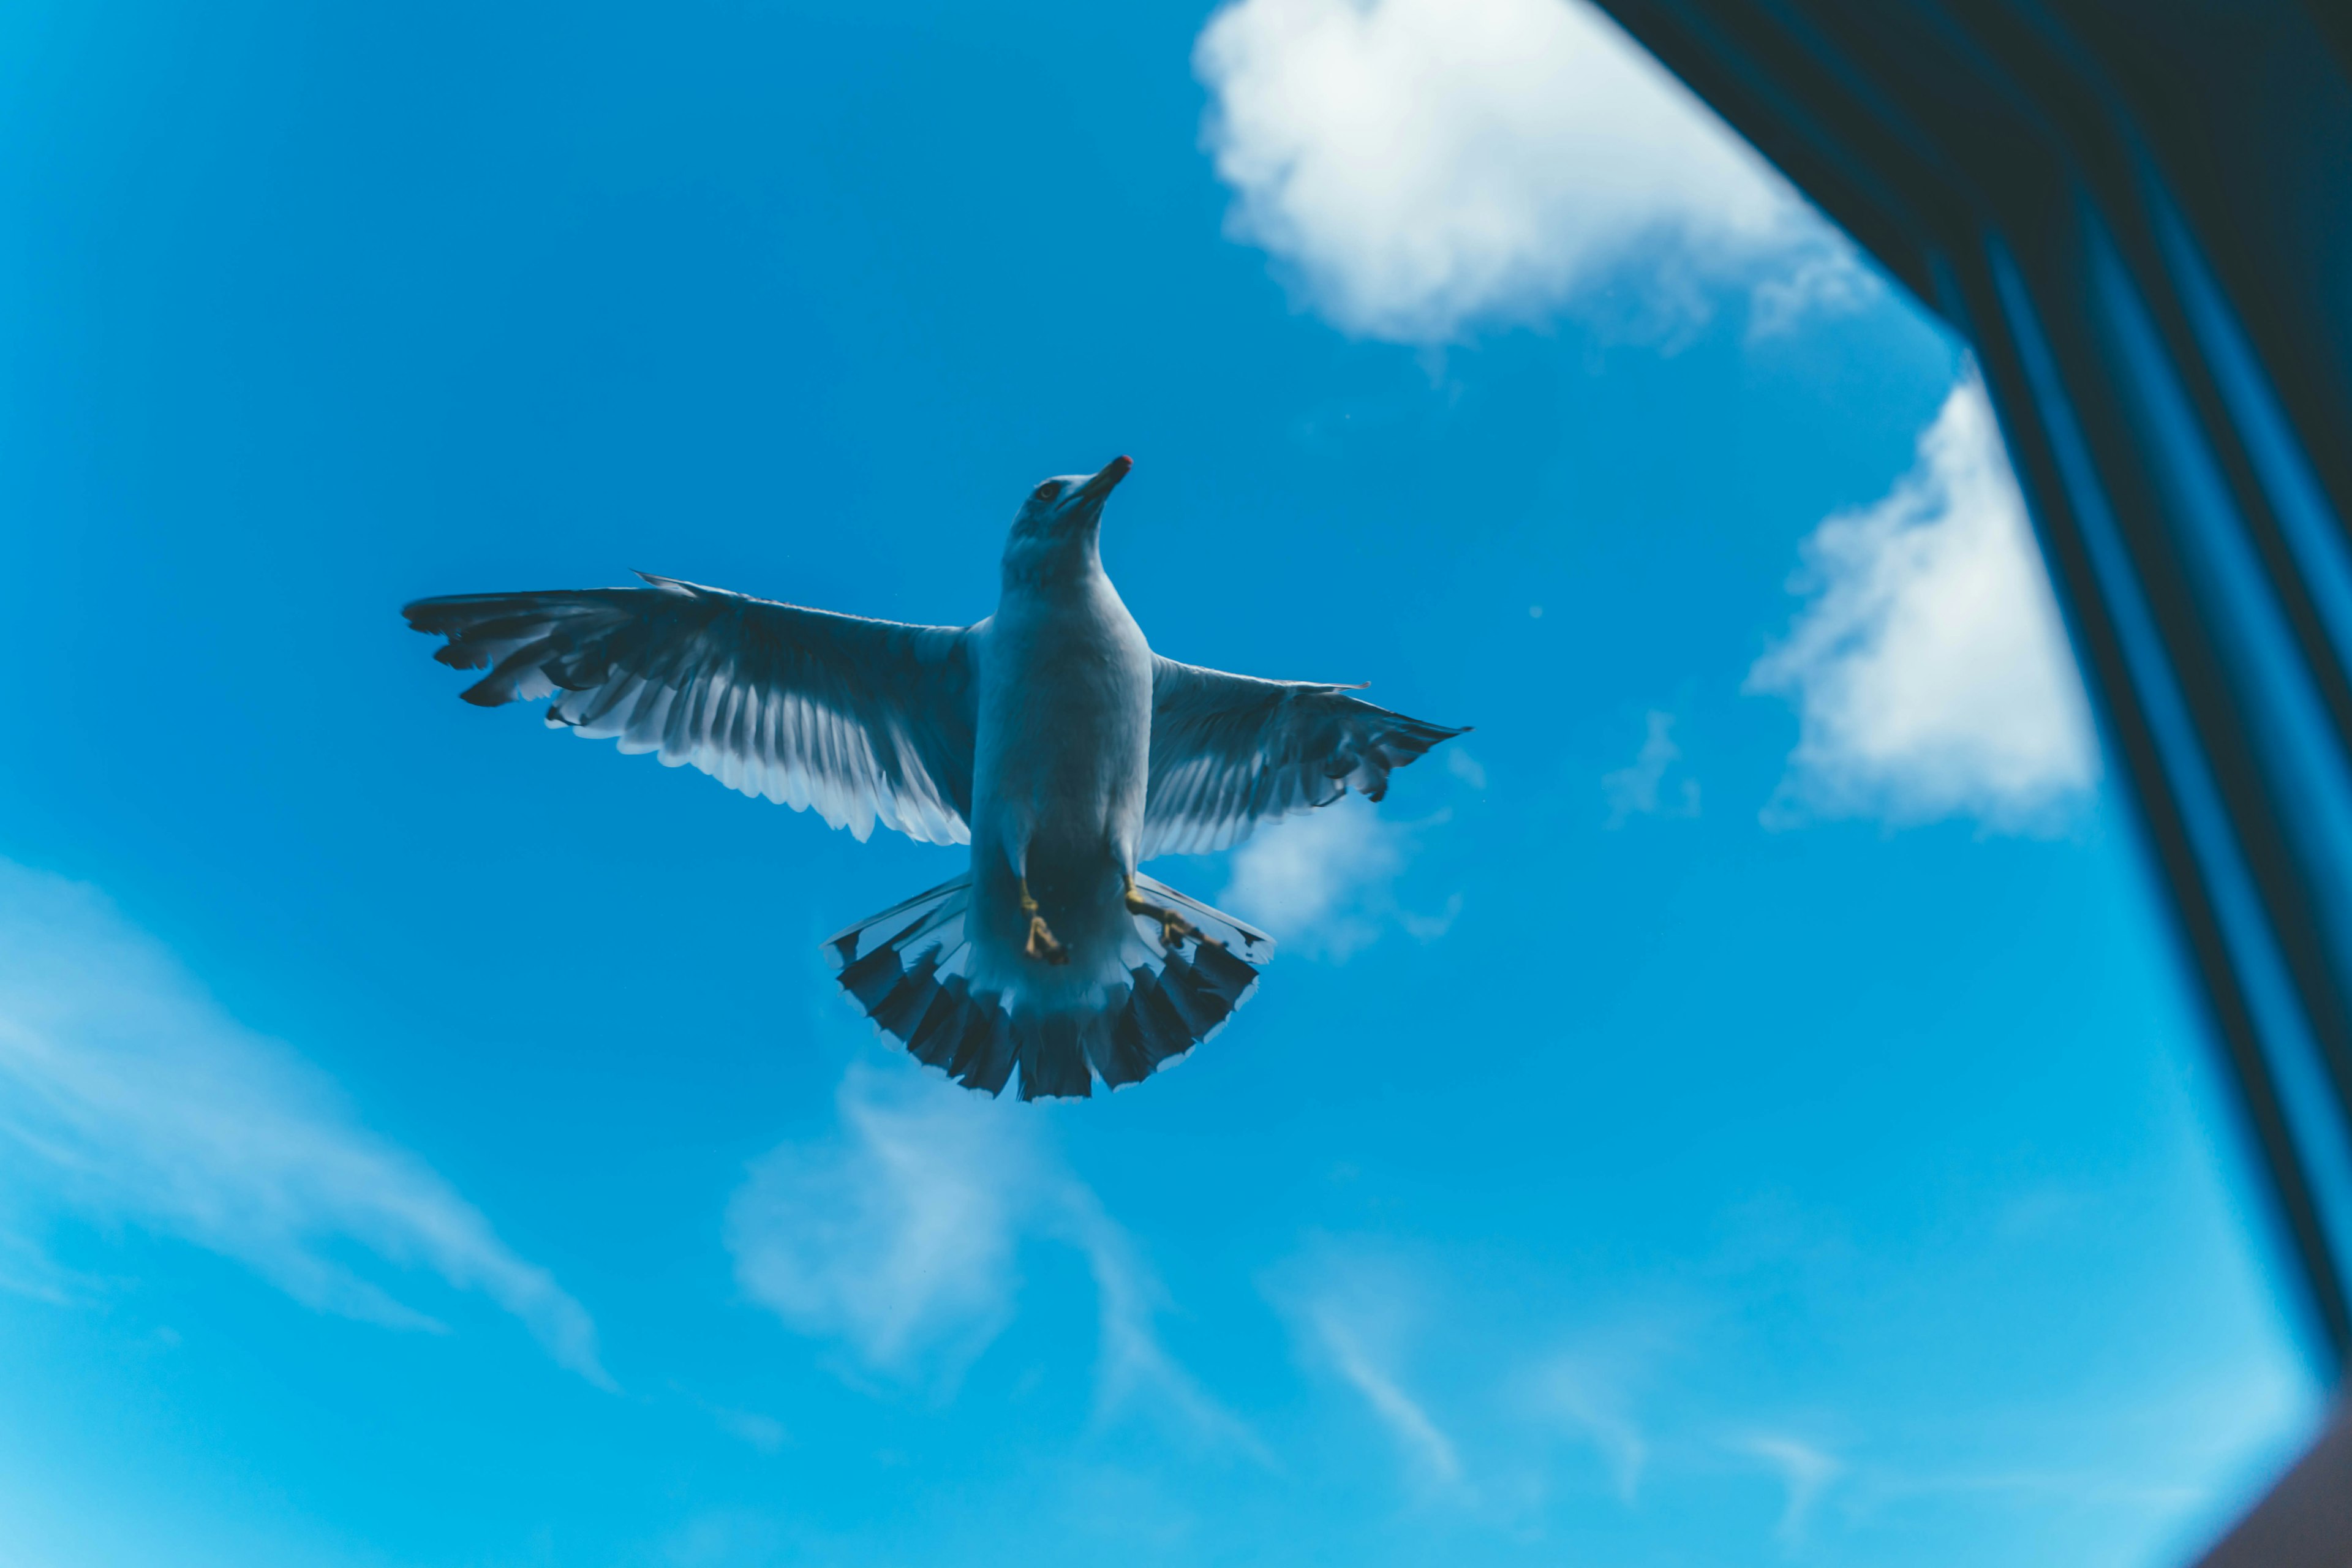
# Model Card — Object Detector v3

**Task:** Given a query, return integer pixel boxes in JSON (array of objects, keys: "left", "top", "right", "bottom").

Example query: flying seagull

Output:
[{"left": 403, "top": 457, "right": 1465, "bottom": 1100}]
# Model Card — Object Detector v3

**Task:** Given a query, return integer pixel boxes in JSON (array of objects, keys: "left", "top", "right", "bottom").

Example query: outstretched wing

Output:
[
  {"left": 404, "top": 573, "right": 976, "bottom": 845},
  {"left": 1141, "top": 657, "right": 1467, "bottom": 858}
]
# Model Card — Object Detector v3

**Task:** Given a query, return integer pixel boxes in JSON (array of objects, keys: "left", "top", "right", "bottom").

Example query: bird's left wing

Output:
[
  {"left": 1142, "top": 657, "right": 1467, "bottom": 859},
  {"left": 404, "top": 574, "right": 976, "bottom": 845}
]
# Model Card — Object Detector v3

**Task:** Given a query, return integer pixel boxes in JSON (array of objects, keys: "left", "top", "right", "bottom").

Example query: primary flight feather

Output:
[{"left": 404, "top": 456, "right": 1466, "bottom": 1100}]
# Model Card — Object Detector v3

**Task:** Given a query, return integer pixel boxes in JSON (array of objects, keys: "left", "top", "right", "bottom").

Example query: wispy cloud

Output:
[
  {"left": 1221, "top": 797, "right": 1456, "bottom": 960},
  {"left": 1063, "top": 1186, "right": 1260, "bottom": 1448},
  {"left": 1603, "top": 710, "right": 1700, "bottom": 827},
  {"left": 1732, "top": 1432, "right": 1842, "bottom": 1548},
  {"left": 725, "top": 1066, "right": 1257, "bottom": 1451},
  {"left": 0, "top": 859, "right": 605, "bottom": 1382},
  {"left": 0, "top": 1207, "right": 106, "bottom": 1306},
  {"left": 1531, "top": 1352, "right": 1650, "bottom": 1502},
  {"left": 1272, "top": 1248, "right": 1468, "bottom": 1497},
  {"left": 725, "top": 1066, "right": 1025, "bottom": 1382},
  {"left": 1264, "top": 1195, "right": 2304, "bottom": 1557},
  {"left": 1317, "top": 1306, "right": 1464, "bottom": 1490},
  {"left": 670, "top": 1385, "right": 790, "bottom": 1456},
  {"left": 1194, "top": 0, "right": 1869, "bottom": 343},
  {"left": 1748, "top": 371, "right": 2098, "bottom": 830}
]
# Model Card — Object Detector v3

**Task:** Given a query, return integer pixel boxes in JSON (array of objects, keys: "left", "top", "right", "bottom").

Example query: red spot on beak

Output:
[{"left": 1074, "top": 454, "right": 1134, "bottom": 505}]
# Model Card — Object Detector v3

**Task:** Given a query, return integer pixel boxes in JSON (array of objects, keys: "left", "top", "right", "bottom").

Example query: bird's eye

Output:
[{"left": 1031, "top": 482, "right": 1061, "bottom": 503}]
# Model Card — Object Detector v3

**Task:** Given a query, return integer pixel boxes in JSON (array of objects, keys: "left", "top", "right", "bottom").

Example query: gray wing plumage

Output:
[
  {"left": 1141, "top": 656, "right": 1468, "bottom": 859},
  {"left": 404, "top": 573, "right": 976, "bottom": 845}
]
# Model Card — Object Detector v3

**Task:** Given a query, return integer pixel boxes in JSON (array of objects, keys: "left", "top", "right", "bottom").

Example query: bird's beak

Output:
[{"left": 1076, "top": 454, "right": 1134, "bottom": 506}]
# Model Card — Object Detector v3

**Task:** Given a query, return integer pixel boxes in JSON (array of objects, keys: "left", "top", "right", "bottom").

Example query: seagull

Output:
[{"left": 403, "top": 456, "right": 1466, "bottom": 1100}]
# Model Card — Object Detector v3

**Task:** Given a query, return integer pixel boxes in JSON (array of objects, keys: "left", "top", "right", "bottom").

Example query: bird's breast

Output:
[{"left": 973, "top": 584, "right": 1153, "bottom": 848}]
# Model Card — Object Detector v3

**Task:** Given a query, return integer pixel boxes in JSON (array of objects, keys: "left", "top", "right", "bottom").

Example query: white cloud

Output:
[
  {"left": 1603, "top": 710, "right": 1700, "bottom": 827},
  {"left": 1222, "top": 798, "right": 1400, "bottom": 958},
  {"left": 1270, "top": 1247, "right": 1469, "bottom": 1496},
  {"left": 1732, "top": 1433, "right": 1842, "bottom": 1548},
  {"left": 1221, "top": 797, "right": 1455, "bottom": 960},
  {"left": 726, "top": 1066, "right": 1025, "bottom": 1381},
  {"left": 1748, "top": 247, "right": 1879, "bottom": 340},
  {"left": 1748, "top": 372, "right": 2098, "bottom": 829},
  {"left": 1532, "top": 1354, "right": 1649, "bottom": 1502},
  {"left": 0, "top": 1214, "right": 98, "bottom": 1306},
  {"left": 1317, "top": 1306, "right": 1463, "bottom": 1490},
  {"left": 1064, "top": 1190, "right": 1255, "bottom": 1446},
  {"left": 1263, "top": 1199, "right": 2299, "bottom": 1555},
  {"left": 725, "top": 1066, "right": 1256, "bottom": 1450},
  {"left": 0, "top": 859, "right": 605, "bottom": 1382},
  {"left": 1194, "top": 0, "right": 1868, "bottom": 342}
]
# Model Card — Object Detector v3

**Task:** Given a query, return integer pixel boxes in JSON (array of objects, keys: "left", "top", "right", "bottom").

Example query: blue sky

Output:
[{"left": 0, "top": 0, "right": 2323, "bottom": 1564}]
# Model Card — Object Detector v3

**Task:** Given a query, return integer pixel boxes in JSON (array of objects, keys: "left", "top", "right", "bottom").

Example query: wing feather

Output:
[
  {"left": 405, "top": 573, "right": 976, "bottom": 845},
  {"left": 1141, "top": 657, "right": 1466, "bottom": 859}
]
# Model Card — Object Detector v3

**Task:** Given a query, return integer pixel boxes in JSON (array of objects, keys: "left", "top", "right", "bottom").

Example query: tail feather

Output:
[
  {"left": 823, "top": 872, "right": 1270, "bottom": 1100},
  {"left": 1125, "top": 968, "right": 1199, "bottom": 1067},
  {"left": 905, "top": 978, "right": 974, "bottom": 1070},
  {"left": 1152, "top": 954, "right": 1212, "bottom": 1038},
  {"left": 868, "top": 951, "right": 942, "bottom": 1039},
  {"left": 1091, "top": 1012, "right": 1152, "bottom": 1089},
  {"left": 960, "top": 1006, "right": 1018, "bottom": 1096},
  {"left": 1023, "top": 1013, "right": 1090, "bottom": 1101},
  {"left": 1188, "top": 938, "right": 1262, "bottom": 1004}
]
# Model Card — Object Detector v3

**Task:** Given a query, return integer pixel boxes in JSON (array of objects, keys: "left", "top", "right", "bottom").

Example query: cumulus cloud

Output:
[
  {"left": 725, "top": 1066, "right": 1255, "bottom": 1450},
  {"left": 1221, "top": 797, "right": 1456, "bottom": 960},
  {"left": 1602, "top": 710, "right": 1700, "bottom": 827},
  {"left": 1748, "top": 373, "right": 2098, "bottom": 829},
  {"left": 1194, "top": 0, "right": 1868, "bottom": 342},
  {"left": 0, "top": 860, "right": 605, "bottom": 1382}
]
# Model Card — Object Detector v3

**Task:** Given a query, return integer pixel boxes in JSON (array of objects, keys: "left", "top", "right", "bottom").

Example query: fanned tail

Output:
[{"left": 823, "top": 873, "right": 1270, "bottom": 1101}]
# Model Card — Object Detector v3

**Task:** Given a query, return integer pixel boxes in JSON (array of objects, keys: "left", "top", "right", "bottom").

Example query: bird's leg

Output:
[
  {"left": 1020, "top": 878, "right": 1069, "bottom": 965},
  {"left": 1123, "top": 874, "right": 1216, "bottom": 951}
]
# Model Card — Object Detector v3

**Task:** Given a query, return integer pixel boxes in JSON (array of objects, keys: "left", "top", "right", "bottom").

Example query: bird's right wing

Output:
[
  {"left": 404, "top": 574, "right": 977, "bottom": 845},
  {"left": 1142, "top": 657, "right": 1467, "bottom": 858}
]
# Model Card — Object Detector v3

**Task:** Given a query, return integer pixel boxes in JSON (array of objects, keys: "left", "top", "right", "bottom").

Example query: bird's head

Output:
[{"left": 1001, "top": 455, "right": 1132, "bottom": 586}]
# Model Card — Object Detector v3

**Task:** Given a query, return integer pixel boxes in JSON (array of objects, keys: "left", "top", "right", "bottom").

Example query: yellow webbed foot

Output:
[
  {"left": 1123, "top": 875, "right": 1213, "bottom": 951},
  {"left": 1020, "top": 878, "right": 1070, "bottom": 965},
  {"left": 1025, "top": 913, "right": 1069, "bottom": 964}
]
